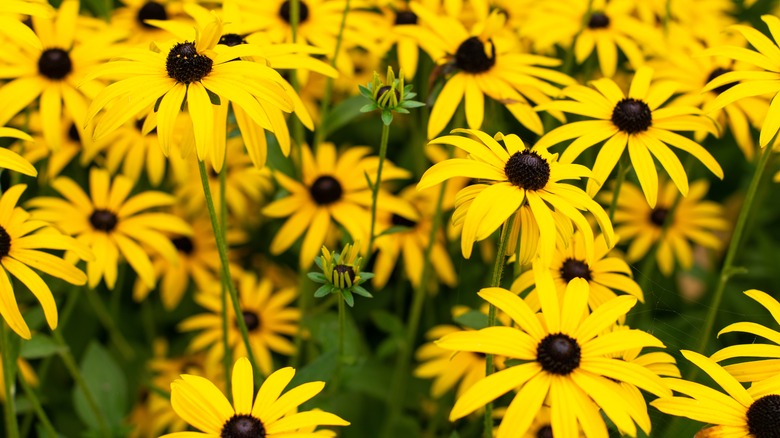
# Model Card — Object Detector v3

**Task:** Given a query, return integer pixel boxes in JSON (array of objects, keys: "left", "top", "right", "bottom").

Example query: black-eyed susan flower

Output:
[
  {"left": 132, "top": 213, "right": 221, "bottom": 310},
  {"left": 81, "top": 116, "right": 170, "bottom": 186},
  {"left": 145, "top": 2, "right": 337, "bottom": 170},
  {"left": 417, "top": 129, "right": 613, "bottom": 263},
  {"left": 711, "top": 289, "right": 780, "bottom": 383},
  {"left": 110, "top": 0, "right": 187, "bottom": 46},
  {"left": 28, "top": 167, "right": 191, "bottom": 290},
  {"left": 359, "top": 66, "right": 423, "bottom": 125},
  {"left": 85, "top": 13, "right": 295, "bottom": 172},
  {"left": 0, "top": 0, "right": 125, "bottom": 151},
  {"left": 536, "top": 66, "right": 723, "bottom": 207},
  {"left": 437, "top": 266, "right": 671, "bottom": 437},
  {"left": 704, "top": 15, "right": 780, "bottom": 147},
  {"left": 512, "top": 232, "right": 643, "bottom": 311},
  {"left": 0, "top": 184, "right": 91, "bottom": 339},
  {"left": 401, "top": 6, "right": 575, "bottom": 138},
  {"left": 262, "top": 142, "right": 414, "bottom": 268},
  {"left": 310, "top": 242, "right": 373, "bottom": 307},
  {"left": 652, "top": 350, "right": 780, "bottom": 438},
  {"left": 179, "top": 273, "right": 300, "bottom": 376},
  {"left": 235, "top": 0, "right": 386, "bottom": 75},
  {"left": 523, "top": 0, "right": 656, "bottom": 77},
  {"left": 162, "top": 357, "right": 349, "bottom": 438},
  {"left": 608, "top": 179, "right": 729, "bottom": 277},
  {"left": 373, "top": 185, "right": 456, "bottom": 290},
  {"left": 652, "top": 34, "right": 769, "bottom": 161}
]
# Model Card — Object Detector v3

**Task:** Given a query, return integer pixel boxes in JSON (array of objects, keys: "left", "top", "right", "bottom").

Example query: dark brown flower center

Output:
[
  {"left": 536, "top": 425, "right": 553, "bottom": 438},
  {"left": 166, "top": 42, "right": 213, "bottom": 84},
  {"left": 335, "top": 264, "right": 356, "bottom": 283},
  {"left": 0, "top": 226, "right": 11, "bottom": 258},
  {"left": 279, "top": 0, "right": 309, "bottom": 24},
  {"left": 172, "top": 236, "right": 194, "bottom": 255},
  {"left": 221, "top": 414, "right": 266, "bottom": 438},
  {"left": 377, "top": 85, "right": 400, "bottom": 104},
  {"left": 560, "top": 258, "right": 592, "bottom": 282},
  {"left": 38, "top": 48, "right": 73, "bottom": 80},
  {"left": 391, "top": 214, "right": 417, "bottom": 228},
  {"left": 89, "top": 209, "right": 118, "bottom": 232},
  {"left": 309, "top": 175, "right": 343, "bottom": 205},
  {"left": 747, "top": 394, "right": 780, "bottom": 438},
  {"left": 455, "top": 36, "right": 496, "bottom": 73},
  {"left": 504, "top": 151, "right": 550, "bottom": 190},
  {"left": 537, "top": 333, "right": 581, "bottom": 375},
  {"left": 394, "top": 10, "right": 417, "bottom": 25},
  {"left": 650, "top": 207, "right": 668, "bottom": 227},
  {"left": 611, "top": 98, "right": 652, "bottom": 133},
  {"left": 68, "top": 123, "right": 81, "bottom": 142},
  {"left": 218, "top": 33, "right": 246, "bottom": 47},
  {"left": 588, "top": 12, "right": 610, "bottom": 29},
  {"left": 137, "top": 1, "right": 167, "bottom": 28},
  {"left": 239, "top": 311, "right": 261, "bottom": 332},
  {"left": 707, "top": 67, "right": 738, "bottom": 95}
]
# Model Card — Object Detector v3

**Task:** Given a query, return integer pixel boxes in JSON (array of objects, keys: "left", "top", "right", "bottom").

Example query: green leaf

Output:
[
  {"left": 289, "top": 350, "right": 339, "bottom": 387},
  {"left": 73, "top": 342, "right": 128, "bottom": 430},
  {"left": 82, "top": 0, "right": 111, "bottom": 20},
  {"left": 377, "top": 225, "right": 411, "bottom": 237},
  {"left": 20, "top": 333, "right": 66, "bottom": 359},
  {"left": 363, "top": 170, "right": 375, "bottom": 191},
  {"left": 314, "top": 284, "right": 332, "bottom": 298},
  {"left": 321, "top": 95, "right": 370, "bottom": 137},
  {"left": 454, "top": 310, "right": 490, "bottom": 330},
  {"left": 371, "top": 310, "right": 404, "bottom": 337}
]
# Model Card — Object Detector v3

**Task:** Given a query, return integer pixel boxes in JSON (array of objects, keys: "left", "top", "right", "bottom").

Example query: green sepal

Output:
[
  {"left": 360, "top": 104, "right": 377, "bottom": 113},
  {"left": 307, "top": 272, "right": 327, "bottom": 283},
  {"left": 314, "top": 284, "right": 333, "bottom": 298},
  {"left": 352, "top": 285, "right": 373, "bottom": 298},
  {"left": 341, "top": 289, "right": 355, "bottom": 307},
  {"left": 381, "top": 110, "right": 393, "bottom": 126}
]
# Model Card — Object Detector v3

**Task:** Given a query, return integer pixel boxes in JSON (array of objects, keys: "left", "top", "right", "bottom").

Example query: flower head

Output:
[
  {"left": 418, "top": 129, "right": 613, "bottom": 263},
  {"left": 359, "top": 66, "right": 423, "bottom": 125},
  {"left": 162, "top": 357, "right": 349, "bottom": 438},
  {"left": 309, "top": 243, "right": 374, "bottom": 307}
]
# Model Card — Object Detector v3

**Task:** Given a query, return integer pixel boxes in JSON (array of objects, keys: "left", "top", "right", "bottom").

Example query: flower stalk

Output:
[
  {"left": 1, "top": 323, "right": 19, "bottom": 438},
  {"left": 197, "top": 160, "right": 260, "bottom": 380}
]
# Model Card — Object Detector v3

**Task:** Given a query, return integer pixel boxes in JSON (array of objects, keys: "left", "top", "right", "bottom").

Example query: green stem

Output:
[
  {"left": 52, "top": 330, "right": 108, "bottom": 434},
  {"left": 290, "top": 269, "right": 312, "bottom": 368},
  {"left": 368, "top": 123, "right": 390, "bottom": 252},
  {"left": 608, "top": 155, "right": 629, "bottom": 222},
  {"left": 312, "top": 0, "right": 350, "bottom": 149},
  {"left": 382, "top": 177, "right": 449, "bottom": 438},
  {"left": 17, "top": 372, "right": 56, "bottom": 438},
  {"left": 1, "top": 323, "right": 19, "bottom": 438},
  {"left": 692, "top": 144, "right": 774, "bottom": 359},
  {"left": 484, "top": 218, "right": 514, "bottom": 438},
  {"left": 219, "top": 163, "right": 232, "bottom": 396},
  {"left": 85, "top": 289, "right": 134, "bottom": 359},
  {"left": 197, "top": 160, "right": 259, "bottom": 378},
  {"left": 338, "top": 294, "right": 346, "bottom": 362}
]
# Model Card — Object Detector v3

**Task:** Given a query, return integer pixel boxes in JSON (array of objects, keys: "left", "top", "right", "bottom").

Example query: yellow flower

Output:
[
  {"left": 0, "top": 126, "right": 37, "bottom": 177},
  {"left": 401, "top": 6, "right": 575, "bottom": 138},
  {"left": 417, "top": 129, "right": 613, "bottom": 263},
  {"left": 536, "top": 66, "right": 723, "bottom": 207},
  {"left": 85, "top": 12, "right": 294, "bottom": 172},
  {"left": 179, "top": 273, "right": 300, "bottom": 376},
  {"left": 262, "top": 142, "right": 414, "bottom": 268},
  {"left": 0, "top": 0, "right": 125, "bottom": 151},
  {"left": 703, "top": 15, "right": 780, "bottom": 147},
  {"left": 513, "top": 232, "right": 643, "bottom": 312},
  {"left": 373, "top": 185, "right": 456, "bottom": 289},
  {"left": 436, "top": 265, "right": 670, "bottom": 437},
  {"left": 28, "top": 167, "right": 192, "bottom": 290},
  {"left": 710, "top": 289, "right": 780, "bottom": 383},
  {"left": 0, "top": 184, "right": 91, "bottom": 339},
  {"left": 652, "top": 350, "right": 780, "bottom": 438},
  {"left": 608, "top": 180, "right": 729, "bottom": 276},
  {"left": 109, "top": 0, "right": 188, "bottom": 46},
  {"left": 162, "top": 357, "right": 349, "bottom": 437}
]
